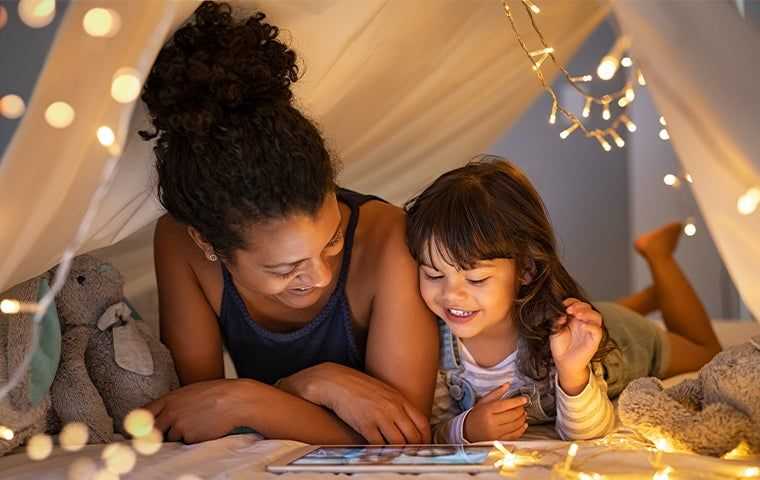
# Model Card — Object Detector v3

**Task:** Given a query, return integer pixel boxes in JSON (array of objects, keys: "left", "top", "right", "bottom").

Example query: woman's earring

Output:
[{"left": 208, "top": 253, "right": 218, "bottom": 262}]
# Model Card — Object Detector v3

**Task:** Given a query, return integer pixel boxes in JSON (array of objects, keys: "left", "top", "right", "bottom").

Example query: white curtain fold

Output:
[
  {"left": 1, "top": 0, "right": 606, "bottom": 300},
  {"left": 613, "top": 0, "right": 760, "bottom": 319}
]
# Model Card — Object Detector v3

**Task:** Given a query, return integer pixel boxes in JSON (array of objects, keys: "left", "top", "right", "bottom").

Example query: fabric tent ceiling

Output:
[{"left": 1, "top": 1, "right": 758, "bottom": 320}]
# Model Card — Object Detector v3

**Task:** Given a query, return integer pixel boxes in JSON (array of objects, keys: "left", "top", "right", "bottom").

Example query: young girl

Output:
[{"left": 405, "top": 157, "right": 721, "bottom": 443}]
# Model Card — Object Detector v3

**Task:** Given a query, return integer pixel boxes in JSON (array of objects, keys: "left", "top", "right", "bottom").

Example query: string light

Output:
[
  {"left": 607, "top": 128, "right": 625, "bottom": 148},
  {"left": 625, "top": 88, "right": 635, "bottom": 102},
  {"left": 549, "top": 98, "right": 558, "bottom": 124},
  {"left": 743, "top": 467, "right": 760, "bottom": 478},
  {"left": 532, "top": 52, "right": 550, "bottom": 71},
  {"left": 637, "top": 70, "right": 647, "bottom": 86},
  {"left": 560, "top": 121, "right": 580, "bottom": 139},
  {"left": 562, "top": 443, "right": 579, "bottom": 471},
  {"left": 570, "top": 75, "right": 593, "bottom": 83},
  {"left": 83, "top": 8, "right": 121, "bottom": 38},
  {"left": 652, "top": 466, "right": 674, "bottom": 480},
  {"left": 111, "top": 68, "right": 142, "bottom": 104},
  {"left": 597, "top": 36, "right": 630, "bottom": 80},
  {"left": 68, "top": 457, "right": 98, "bottom": 480},
  {"left": 132, "top": 428, "right": 163, "bottom": 456},
  {"left": 659, "top": 128, "right": 670, "bottom": 141},
  {"left": 102, "top": 443, "right": 137, "bottom": 475},
  {"left": 621, "top": 56, "right": 633, "bottom": 67},
  {"left": 582, "top": 97, "right": 592, "bottom": 118},
  {"left": 45, "top": 101, "right": 76, "bottom": 129},
  {"left": 1, "top": 299, "right": 41, "bottom": 314},
  {"left": 659, "top": 116, "right": 667, "bottom": 126},
  {"left": 26, "top": 433, "right": 53, "bottom": 461},
  {"left": 0, "top": 425, "right": 14, "bottom": 441},
  {"left": 1, "top": 94, "right": 26, "bottom": 119},
  {"left": 521, "top": 0, "right": 541, "bottom": 14},
  {"left": 602, "top": 100, "right": 611, "bottom": 120},
  {"left": 684, "top": 221, "right": 697, "bottom": 237},
  {"left": 93, "top": 470, "right": 119, "bottom": 480},
  {"left": 685, "top": 173, "right": 693, "bottom": 183},
  {"left": 737, "top": 187, "right": 760, "bottom": 215},
  {"left": 663, "top": 174, "right": 679, "bottom": 187},
  {"left": 97, "top": 126, "right": 116, "bottom": 147},
  {"left": 60, "top": 422, "right": 89, "bottom": 452},
  {"left": 619, "top": 114, "right": 637, "bottom": 132},
  {"left": 594, "top": 133, "right": 612, "bottom": 152},
  {"left": 618, "top": 97, "right": 630, "bottom": 108},
  {"left": 124, "top": 409, "right": 155, "bottom": 438},
  {"left": 18, "top": 0, "right": 55, "bottom": 29}
]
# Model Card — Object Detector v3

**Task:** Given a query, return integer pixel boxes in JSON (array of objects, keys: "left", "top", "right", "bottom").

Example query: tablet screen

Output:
[{"left": 291, "top": 445, "right": 494, "bottom": 466}]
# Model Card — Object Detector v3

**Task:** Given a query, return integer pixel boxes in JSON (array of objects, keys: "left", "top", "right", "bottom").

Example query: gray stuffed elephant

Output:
[
  {"left": 50, "top": 255, "right": 179, "bottom": 443},
  {"left": 618, "top": 336, "right": 760, "bottom": 457},
  {"left": 0, "top": 254, "right": 178, "bottom": 455}
]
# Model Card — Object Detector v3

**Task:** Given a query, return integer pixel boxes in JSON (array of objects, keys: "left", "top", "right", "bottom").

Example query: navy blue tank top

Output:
[{"left": 218, "top": 188, "right": 382, "bottom": 385}]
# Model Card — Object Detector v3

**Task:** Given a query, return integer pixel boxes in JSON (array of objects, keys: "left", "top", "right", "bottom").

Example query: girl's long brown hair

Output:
[{"left": 405, "top": 156, "right": 616, "bottom": 380}]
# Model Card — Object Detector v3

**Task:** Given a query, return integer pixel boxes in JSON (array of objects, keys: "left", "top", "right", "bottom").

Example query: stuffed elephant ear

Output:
[
  {"left": 97, "top": 302, "right": 153, "bottom": 376},
  {"left": 5, "top": 274, "right": 61, "bottom": 411}
]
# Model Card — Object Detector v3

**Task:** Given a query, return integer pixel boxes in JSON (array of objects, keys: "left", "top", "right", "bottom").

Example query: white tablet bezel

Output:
[{"left": 266, "top": 444, "right": 499, "bottom": 473}]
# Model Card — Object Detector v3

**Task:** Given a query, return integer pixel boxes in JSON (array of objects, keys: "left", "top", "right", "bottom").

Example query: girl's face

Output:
[
  {"left": 227, "top": 193, "right": 345, "bottom": 310},
  {"left": 419, "top": 243, "right": 519, "bottom": 339}
]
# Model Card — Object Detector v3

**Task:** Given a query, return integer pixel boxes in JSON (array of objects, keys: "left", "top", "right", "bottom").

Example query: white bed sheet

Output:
[{"left": 1, "top": 321, "right": 758, "bottom": 479}]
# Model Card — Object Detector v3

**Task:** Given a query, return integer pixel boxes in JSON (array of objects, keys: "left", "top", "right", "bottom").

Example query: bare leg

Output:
[
  {"left": 634, "top": 222, "right": 722, "bottom": 377},
  {"left": 615, "top": 285, "right": 658, "bottom": 316}
]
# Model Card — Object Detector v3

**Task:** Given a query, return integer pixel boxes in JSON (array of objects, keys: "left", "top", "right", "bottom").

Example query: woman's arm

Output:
[
  {"left": 152, "top": 216, "right": 363, "bottom": 444},
  {"left": 364, "top": 209, "right": 439, "bottom": 434}
]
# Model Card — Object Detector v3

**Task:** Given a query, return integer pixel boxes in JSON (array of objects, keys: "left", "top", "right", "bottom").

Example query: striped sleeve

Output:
[{"left": 554, "top": 365, "right": 616, "bottom": 440}]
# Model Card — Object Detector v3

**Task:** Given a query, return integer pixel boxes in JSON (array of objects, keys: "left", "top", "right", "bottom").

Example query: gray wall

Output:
[
  {"left": 0, "top": 1, "right": 67, "bottom": 159},
  {"left": 490, "top": 21, "right": 631, "bottom": 302}
]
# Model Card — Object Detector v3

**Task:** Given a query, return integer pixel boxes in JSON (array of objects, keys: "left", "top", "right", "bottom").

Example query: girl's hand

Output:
[
  {"left": 549, "top": 298, "right": 603, "bottom": 395},
  {"left": 277, "top": 362, "right": 431, "bottom": 445},
  {"left": 463, "top": 384, "right": 528, "bottom": 443},
  {"left": 144, "top": 379, "right": 258, "bottom": 444}
]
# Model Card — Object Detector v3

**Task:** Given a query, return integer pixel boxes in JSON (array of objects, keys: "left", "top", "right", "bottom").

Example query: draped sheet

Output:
[
  {"left": 0, "top": 1, "right": 606, "bottom": 301},
  {"left": 612, "top": 0, "right": 760, "bottom": 319}
]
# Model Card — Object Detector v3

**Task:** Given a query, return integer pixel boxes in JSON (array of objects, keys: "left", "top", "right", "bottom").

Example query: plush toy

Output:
[
  {"left": 0, "top": 254, "right": 178, "bottom": 455},
  {"left": 618, "top": 336, "right": 760, "bottom": 457}
]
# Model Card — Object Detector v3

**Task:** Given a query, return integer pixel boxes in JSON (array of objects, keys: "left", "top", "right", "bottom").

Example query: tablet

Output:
[{"left": 267, "top": 444, "right": 499, "bottom": 473}]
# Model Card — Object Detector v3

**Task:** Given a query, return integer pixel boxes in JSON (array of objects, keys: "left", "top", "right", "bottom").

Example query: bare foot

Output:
[{"left": 634, "top": 222, "right": 683, "bottom": 261}]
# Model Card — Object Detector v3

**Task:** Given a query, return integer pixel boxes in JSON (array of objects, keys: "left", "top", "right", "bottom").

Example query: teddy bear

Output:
[
  {"left": 618, "top": 335, "right": 760, "bottom": 457},
  {"left": 0, "top": 254, "right": 179, "bottom": 455}
]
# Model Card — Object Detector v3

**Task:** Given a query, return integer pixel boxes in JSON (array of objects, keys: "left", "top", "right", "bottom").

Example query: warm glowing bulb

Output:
[
  {"left": 111, "top": 68, "right": 142, "bottom": 104},
  {"left": 60, "top": 422, "right": 89, "bottom": 452},
  {"left": 737, "top": 187, "right": 760, "bottom": 215},
  {"left": 27, "top": 433, "right": 53, "bottom": 461},
  {"left": 663, "top": 174, "right": 678, "bottom": 186},
  {"left": 625, "top": 88, "right": 635, "bottom": 102},
  {"left": 659, "top": 128, "right": 670, "bottom": 141},
  {"left": 624, "top": 119, "right": 637, "bottom": 132},
  {"left": 522, "top": 0, "right": 541, "bottom": 14},
  {"left": 684, "top": 223, "right": 697, "bottom": 237},
  {"left": 582, "top": 97, "right": 592, "bottom": 118},
  {"left": 0, "top": 299, "right": 21, "bottom": 314},
  {"left": 602, "top": 103, "right": 611, "bottom": 120},
  {"left": 93, "top": 470, "right": 119, "bottom": 480},
  {"left": 102, "top": 443, "right": 137, "bottom": 475},
  {"left": 124, "top": 409, "right": 155, "bottom": 438},
  {"left": 560, "top": 122, "right": 579, "bottom": 140},
  {"left": 68, "top": 457, "right": 98, "bottom": 480},
  {"left": 597, "top": 57, "right": 618, "bottom": 80},
  {"left": 653, "top": 466, "right": 674, "bottom": 480},
  {"left": 0, "top": 426, "right": 14, "bottom": 441},
  {"left": 742, "top": 466, "right": 760, "bottom": 477},
  {"left": 638, "top": 70, "right": 647, "bottom": 86},
  {"left": 659, "top": 116, "right": 667, "bottom": 126},
  {"left": 1, "top": 94, "right": 26, "bottom": 119},
  {"left": 45, "top": 102, "right": 75, "bottom": 129},
  {"left": 97, "top": 126, "right": 116, "bottom": 147},
  {"left": 133, "top": 428, "right": 163, "bottom": 456},
  {"left": 571, "top": 74, "right": 593, "bottom": 83},
  {"left": 621, "top": 56, "right": 633, "bottom": 67},
  {"left": 18, "top": 0, "right": 55, "bottom": 28},
  {"left": 548, "top": 100, "right": 557, "bottom": 125},
  {"left": 618, "top": 97, "right": 630, "bottom": 108},
  {"left": 685, "top": 173, "right": 693, "bottom": 183},
  {"left": 568, "top": 444, "right": 579, "bottom": 457},
  {"left": 608, "top": 129, "right": 625, "bottom": 148},
  {"left": 83, "top": 8, "right": 121, "bottom": 38}
]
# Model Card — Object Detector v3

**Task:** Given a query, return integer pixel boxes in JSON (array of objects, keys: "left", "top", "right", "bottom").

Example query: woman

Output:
[{"left": 140, "top": 2, "right": 437, "bottom": 445}]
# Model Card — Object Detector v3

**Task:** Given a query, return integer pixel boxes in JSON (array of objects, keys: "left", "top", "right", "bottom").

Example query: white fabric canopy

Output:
[
  {"left": 0, "top": 0, "right": 606, "bottom": 302},
  {"left": 612, "top": 0, "right": 760, "bottom": 319}
]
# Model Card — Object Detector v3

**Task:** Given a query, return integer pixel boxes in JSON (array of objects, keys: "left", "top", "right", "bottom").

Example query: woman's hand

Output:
[
  {"left": 144, "top": 379, "right": 257, "bottom": 444},
  {"left": 549, "top": 298, "right": 603, "bottom": 395},
  {"left": 277, "top": 362, "right": 431, "bottom": 444}
]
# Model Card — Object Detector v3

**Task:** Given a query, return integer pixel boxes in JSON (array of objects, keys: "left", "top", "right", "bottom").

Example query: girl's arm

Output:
[
  {"left": 554, "top": 366, "right": 616, "bottom": 440},
  {"left": 151, "top": 215, "right": 362, "bottom": 444}
]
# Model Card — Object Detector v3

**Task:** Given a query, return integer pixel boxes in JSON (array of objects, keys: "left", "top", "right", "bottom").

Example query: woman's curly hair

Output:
[
  {"left": 405, "top": 156, "right": 617, "bottom": 381},
  {"left": 140, "top": 1, "right": 336, "bottom": 261}
]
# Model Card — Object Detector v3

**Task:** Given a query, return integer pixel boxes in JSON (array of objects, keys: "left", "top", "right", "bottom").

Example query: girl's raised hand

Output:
[{"left": 549, "top": 298, "right": 603, "bottom": 395}]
